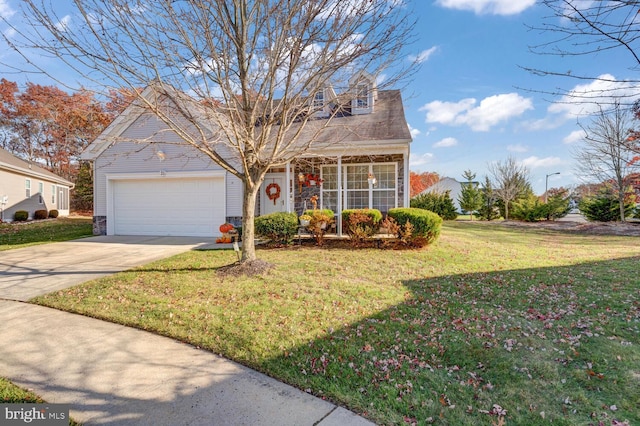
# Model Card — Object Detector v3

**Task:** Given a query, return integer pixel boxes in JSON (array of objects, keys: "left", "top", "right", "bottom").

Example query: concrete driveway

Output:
[{"left": 0, "top": 236, "right": 216, "bottom": 301}]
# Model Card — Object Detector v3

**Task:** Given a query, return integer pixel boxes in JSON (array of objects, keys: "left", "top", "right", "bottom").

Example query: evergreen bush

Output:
[
  {"left": 388, "top": 207, "right": 442, "bottom": 247},
  {"left": 13, "top": 210, "right": 28, "bottom": 221},
  {"left": 34, "top": 210, "right": 48, "bottom": 220},
  {"left": 410, "top": 191, "right": 458, "bottom": 220},
  {"left": 255, "top": 212, "right": 299, "bottom": 245}
]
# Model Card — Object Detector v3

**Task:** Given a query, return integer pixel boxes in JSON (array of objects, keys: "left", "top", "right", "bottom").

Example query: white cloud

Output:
[
  {"left": 420, "top": 93, "right": 533, "bottom": 132},
  {"left": 410, "top": 152, "right": 435, "bottom": 168},
  {"left": 433, "top": 137, "right": 458, "bottom": 148},
  {"left": 0, "top": 0, "right": 15, "bottom": 19},
  {"left": 521, "top": 156, "right": 563, "bottom": 169},
  {"left": 55, "top": 15, "right": 72, "bottom": 32},
  {"left": 3, "top": 27, "right": 16, "bottom": 39},
  {"left": 435, "top": 0, "right": 535, "bottom": 15},
  {"left": 563, "top": 129, "right": 586, "bottom": 144},
  {"left": 507, "top": 144, "right": 528, "bottom": 153},
  {"left": 548, "top": 74, "right": 640, "bottom": 118},
  {"left": 409, "top": 46, "right": 438, "bottom": 64},
  {"left": 408, "top": 124, "right": 421, "bottom": 138}
]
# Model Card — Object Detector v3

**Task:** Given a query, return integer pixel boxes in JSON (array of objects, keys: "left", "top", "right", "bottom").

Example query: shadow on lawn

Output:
[{"left": 261, "top": 255, "right": 640, "bottom": 426}]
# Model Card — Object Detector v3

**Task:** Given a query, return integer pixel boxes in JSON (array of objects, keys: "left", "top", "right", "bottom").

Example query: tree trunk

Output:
[
  {"left": 619, "top": 192, "right": 626, "bottom": 222},
  {"left": 240, "top": 182, "right": 260, "bottom": 262}
]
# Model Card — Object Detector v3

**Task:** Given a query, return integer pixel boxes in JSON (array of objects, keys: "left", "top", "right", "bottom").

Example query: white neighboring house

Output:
[
  {"left": 420, "top": 177, "right": 466, "bottom": 213},
  {"left": 81, "top": 72, "right": 412, "bottom": 237},
  {"left": 0, "top": 147, "right": 74, "bottom": 222}
]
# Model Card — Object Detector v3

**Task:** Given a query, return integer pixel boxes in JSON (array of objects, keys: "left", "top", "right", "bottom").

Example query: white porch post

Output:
[
  {"left": 403, "top": 151, "right": 410, "bottom": 207},
  {"left": 337, "top": 155, "right": 342, "bottom": 237},
  {"left": 285, "top": 161, "right": 291, "bottom": 212}
]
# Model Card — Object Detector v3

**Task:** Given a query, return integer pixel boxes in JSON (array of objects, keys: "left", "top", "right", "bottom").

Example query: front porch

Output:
[{"left": 258, "top": 154, "right": 409, "bottom": 236}]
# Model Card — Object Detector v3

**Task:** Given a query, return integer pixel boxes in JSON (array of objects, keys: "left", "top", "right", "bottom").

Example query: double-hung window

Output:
[
  {"left": 38, "top": 182, "right": 44, "bottom": 204},
  {"left": 25, "top": 179, "right": 31, "bottom": 198},
  {"left": 356, "top": 83, "right": 369, "bottom": 109}
]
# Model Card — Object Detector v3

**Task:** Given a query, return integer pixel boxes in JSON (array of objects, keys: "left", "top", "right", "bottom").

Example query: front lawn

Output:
[
  {"left": 0, "top": 217, "right": 93, "bottom": 251},
  {"left": 0, "top": 378, "right": 82, "bottom": 425},
  {"left": 33, "top": 222, "right": 640, "bottom": 425}
]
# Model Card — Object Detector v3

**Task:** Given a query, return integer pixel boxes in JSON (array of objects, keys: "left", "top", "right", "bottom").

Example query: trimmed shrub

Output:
[
  {"left": 342, "top": 209, "right": 382, "bottom": 231},
  {"left": 33, "top": 210, "right": 48, "bottom": 220},
  {"left": 342, "top": 209, "right": 382, "bottom": 246},
  {"left": 48, "top": 210, "right": 59, "bottom": 218},
  {"left": 388, "top": 207, "right": 442, "bottom": 247},
  {"left": 410, "top": 191, "right": 458, "bottom": 220},
  {"left": 255, "top": 212, "right": 299, "bottom": 245},
  {"left": 13, "top": 210, "right": 28, "bottom": 222},
  {"left": 304, "top": 209, "right": 334, "bottom": 219}
]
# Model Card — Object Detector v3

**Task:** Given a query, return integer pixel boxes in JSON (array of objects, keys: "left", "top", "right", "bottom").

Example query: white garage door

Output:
[{"left": 111, "top": 177, "right": 225, "bottom": 237}]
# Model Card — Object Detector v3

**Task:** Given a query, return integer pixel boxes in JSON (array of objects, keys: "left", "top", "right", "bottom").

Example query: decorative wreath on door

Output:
[{"left": 266, "top": 182, "right": 281, "bottom": 205}]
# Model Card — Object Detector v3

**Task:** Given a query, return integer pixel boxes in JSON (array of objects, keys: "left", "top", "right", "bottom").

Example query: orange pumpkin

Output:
[{"left": 219, "top": 223, "right": 234, "bottom": 233}]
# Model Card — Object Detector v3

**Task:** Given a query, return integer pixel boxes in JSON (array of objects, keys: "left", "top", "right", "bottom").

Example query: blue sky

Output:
[
  {"left": 405, "top": 0, "right": 637, "bottom": 194},
  {"left": 0, "top": 0, "right": 637, "bottom": 194}
]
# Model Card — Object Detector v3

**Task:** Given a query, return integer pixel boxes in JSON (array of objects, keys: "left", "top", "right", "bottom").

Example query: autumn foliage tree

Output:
[
  {"left": 0, "top": 79, "right": 113, "bottom": 181},
  {"left": 409, "top": 171, "right": 439, "bottom": 197}
]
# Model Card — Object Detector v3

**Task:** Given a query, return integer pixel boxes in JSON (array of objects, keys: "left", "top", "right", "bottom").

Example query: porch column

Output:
[
  {"left": 403, "top": 151, "right": 410, "bottom": 207},
  {"left": 337, "top": 155, "right": 342, "bottom": 237},
  {"left": 285, "top": 161, "right": 291, "bottom": 212}
]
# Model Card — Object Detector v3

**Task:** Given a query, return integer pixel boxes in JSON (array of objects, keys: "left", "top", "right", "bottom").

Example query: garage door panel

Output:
[{"left": 111, "top": 177, "right": 224, "bottom": 237}]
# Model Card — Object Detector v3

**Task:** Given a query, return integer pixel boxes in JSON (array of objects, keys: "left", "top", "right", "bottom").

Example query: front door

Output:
[{"left": 261, "top": 173, "right": 287, "bottom": 216}]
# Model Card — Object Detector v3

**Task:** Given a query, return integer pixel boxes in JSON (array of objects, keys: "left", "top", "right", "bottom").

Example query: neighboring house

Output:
[
  {"left": 420, "top": 177, "right": 466, "bottom": 212},
  {"left": 81, "top": 72, "right": 412, "bottom": 237},
  {"left": 0, "top": 147, "right": 74, "bottom": 222}
]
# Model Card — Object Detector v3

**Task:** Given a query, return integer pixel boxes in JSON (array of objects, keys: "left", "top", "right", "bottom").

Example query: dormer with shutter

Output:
[{"left": 349, "top": 70, "right": 376, "bottom": 115}]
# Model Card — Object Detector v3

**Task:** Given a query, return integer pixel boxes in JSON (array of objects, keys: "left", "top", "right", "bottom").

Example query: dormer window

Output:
[
  {"left": 350, "top": 70, "right": 376, "bottom": 115},
  {"left": 356, "top": 83, "right": 369, "bottom": 109},
  {"left": 311, "top": 87, "right": 334, "bottom": 118},
  {"left": 313, "top": 90, "right": 325, "bottom": 108}
]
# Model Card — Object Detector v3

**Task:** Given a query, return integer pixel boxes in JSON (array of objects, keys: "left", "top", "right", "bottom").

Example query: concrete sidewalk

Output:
[
  {"left": 0, "top": 301, "right": 372, "bottom": 425},
  {"left": 0, "top": 237, "right": 374, "bottom": 425}
]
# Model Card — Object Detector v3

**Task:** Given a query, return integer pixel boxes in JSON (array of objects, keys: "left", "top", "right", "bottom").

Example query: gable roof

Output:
[
  {"left": 81, "top": 83, "right": 412, "bottom": 162},
  {"left": 0, "top": 147, "right": 74, "bottom": 187},
  {"left": 421, "top": 177, "right": 461, "bottom": 195}
]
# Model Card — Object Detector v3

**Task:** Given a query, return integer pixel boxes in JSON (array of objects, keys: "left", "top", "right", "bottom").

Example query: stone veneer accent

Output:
[{"left": 93, "top": 216, "right": 107, "bottom": 235}]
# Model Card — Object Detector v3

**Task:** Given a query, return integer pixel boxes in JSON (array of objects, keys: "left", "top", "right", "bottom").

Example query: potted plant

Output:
[{"left": 299, "top": 214, "right": 311, "bottom": 227}]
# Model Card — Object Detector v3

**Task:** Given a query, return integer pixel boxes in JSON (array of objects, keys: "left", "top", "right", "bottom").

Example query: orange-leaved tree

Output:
[{"left": 409, "top": 171, "right": 440, "bottom": 198}]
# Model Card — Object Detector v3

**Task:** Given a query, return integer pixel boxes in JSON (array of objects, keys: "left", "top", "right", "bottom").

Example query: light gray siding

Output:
[
  {"left": 94, "top": 113, "right": 235, "bottom": 217},
  {"left": 0, "top": 169, "right": 69, "bottom": 221},
  {"left": 225, "top": 174, "right": 243, "bottom": 217}
]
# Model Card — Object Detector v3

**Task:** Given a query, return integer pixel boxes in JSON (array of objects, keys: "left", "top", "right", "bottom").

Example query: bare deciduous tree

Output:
[
  {"left": 488, "top": 156, "right": 530, "bottom": 220},
  {"left": 3, "top": 0, "right": 416, "bottom": 265},
  {"left": 534, "top": 1, "right": 640, "bottom": 65},
  {"left": 573, "top": 101, "right": 637, "bottom": 221},
  {"left": 525, "top": 1, "right": 640, "bottom": 106}
]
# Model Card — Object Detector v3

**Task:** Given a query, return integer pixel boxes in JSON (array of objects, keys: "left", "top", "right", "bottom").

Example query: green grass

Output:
[
  {"left": 0, "top": 218, "right": 93, "bottom": 251},
  {"left": 33, "top": 222, "right": 640, "bottom": 425},
  {"left": 0, "top": 379, "right": 81, "bottom": 425},
  {"left": 0, "top": 378, "right": 46, "bottom": 404}
]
